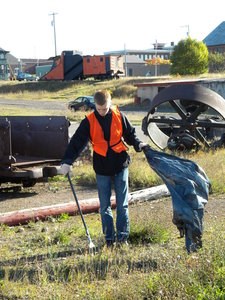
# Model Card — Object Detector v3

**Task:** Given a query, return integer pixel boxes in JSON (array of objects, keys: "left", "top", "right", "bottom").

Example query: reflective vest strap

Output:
[
  {"left": 110, "top": 107, "right": 128, "bottom": 152},
  {"left": 87, "top": 113, "right": 108, "bottom": 156}
]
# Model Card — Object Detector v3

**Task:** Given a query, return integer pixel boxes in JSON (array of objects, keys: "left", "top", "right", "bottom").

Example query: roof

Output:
[
  {"left": 134, "top": 78, "right": 225, "bottom": 87},
  {"left": 203, "top": 21, "right": 225, "bottom": 46},
  {"left": 124, "top": 55, "right": 145, "bottom": 64},
  {"left": 104, "top": 47, "right": 173, "bottom": 56},
  {"left": 20, "top": 58, "right": 52, "bottom": 64},
  {"left": 0, "top": 47, "right": 9, "bottom": 54},
  {"left": 6, "top": 53, "right": 18, "bottom": 65}
]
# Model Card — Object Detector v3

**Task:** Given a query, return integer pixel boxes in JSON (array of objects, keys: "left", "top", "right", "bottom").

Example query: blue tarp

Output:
[{"left": 143, "top": 146, "right": 211, "bottom": 252}]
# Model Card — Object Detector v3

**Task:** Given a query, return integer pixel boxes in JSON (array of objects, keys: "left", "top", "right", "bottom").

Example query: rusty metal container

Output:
[{"left": 0, "top": 116, "right": 70, "bottom": 187}]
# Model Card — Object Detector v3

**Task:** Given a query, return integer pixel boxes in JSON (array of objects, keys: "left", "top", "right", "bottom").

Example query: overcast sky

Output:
[{"left": 1, "top": 0, "right": 224, "bottom": 59}]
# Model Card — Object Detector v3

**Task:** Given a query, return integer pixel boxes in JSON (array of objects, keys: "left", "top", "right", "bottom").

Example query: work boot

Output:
[{"left": 106, "top": 240, "right": 115, "bottom": 249}]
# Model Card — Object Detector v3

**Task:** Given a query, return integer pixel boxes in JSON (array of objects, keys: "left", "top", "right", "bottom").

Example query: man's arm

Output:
[
  {"left": 121, "top": 112, "right": 146, "bottom": 152},
  {"left": 62, "top": 117, "right": 90, "bottom": 165}
]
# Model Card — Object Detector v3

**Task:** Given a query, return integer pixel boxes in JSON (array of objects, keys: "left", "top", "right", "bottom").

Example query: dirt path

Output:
[
  {"left": 0, "top": 98, "right": 67, "bottom": 111},
  {"left": 0, "top": 182, "right": 100, "bottom": 213},
  {"left": 0, "top": 182, "right": 225, "bottom": 223}
]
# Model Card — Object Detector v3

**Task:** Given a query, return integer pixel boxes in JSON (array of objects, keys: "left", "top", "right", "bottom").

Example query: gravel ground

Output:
[{"left": 0, "top": 181, "right": 225, "bottom": 223}]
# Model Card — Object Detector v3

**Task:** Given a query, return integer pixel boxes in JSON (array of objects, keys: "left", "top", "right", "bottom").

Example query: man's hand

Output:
[{"left": 58, "top": 163, "right": 72, "bottom": 176}]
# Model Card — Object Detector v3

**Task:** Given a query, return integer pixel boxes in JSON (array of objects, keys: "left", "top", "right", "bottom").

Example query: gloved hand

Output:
[
  {"left": 139, "top": 142, "right": 148, "bottom": 151},
  {"left": 58, "top": 163, "right": 72, "bottom": 176}
]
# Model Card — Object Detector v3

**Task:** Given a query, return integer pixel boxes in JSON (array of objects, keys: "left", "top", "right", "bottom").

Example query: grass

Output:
[
  {"left": 0, "top": 199, "right": 224, "bottom": 299},
  {"left": 1, "top": 146, "right": 224, "bottom": 298},
  {"left": 63, "top": 146, "right": 225, "bottom": 194},
  {"left": 0, "top": 78, "right": 225, "bottom": 298},
  {"left": 0, "top": 78, "right": 141, "bottom": 101}
]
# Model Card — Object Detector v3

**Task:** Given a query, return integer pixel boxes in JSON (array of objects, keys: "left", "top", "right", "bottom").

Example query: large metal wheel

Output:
[{"left": 142, "top": 84, "right": 225, "bottom": 151}]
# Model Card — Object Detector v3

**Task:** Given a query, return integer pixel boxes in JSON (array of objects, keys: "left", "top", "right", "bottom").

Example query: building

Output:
[
  {"left": 0, "top": 47, "right": 54, "bottom": 80},
  {"left": 203, "top": 21, "right": 225, "bottom": 53},
  {"left": 0, "top": 47, "right": 9, "bottom": 80},
  {"left": 6, "top": 54, "right": 52, "bottom": 79},
  {"left": 134, "top": 78, "right": 225, "bottom": 104},
  {"left": 104, "top": 42, "right": 174, "bottom": 77}
]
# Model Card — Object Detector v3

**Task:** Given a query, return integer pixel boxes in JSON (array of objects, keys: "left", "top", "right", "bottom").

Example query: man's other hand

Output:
[{"left": 58, "top": 163, "right": 72, "bottom": 176}]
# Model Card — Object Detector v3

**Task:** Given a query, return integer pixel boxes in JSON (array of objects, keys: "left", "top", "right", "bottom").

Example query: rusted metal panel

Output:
[
  {"left": 8, "top": 116, "right": 69, "bottom": 160},
  {"left": 0, "top": 116, "right": 70, "bottom": 186}
]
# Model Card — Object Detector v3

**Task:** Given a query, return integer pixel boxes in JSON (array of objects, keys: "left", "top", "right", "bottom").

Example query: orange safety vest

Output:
[{"left": 87, "top": 106, "right": 128, "bottom": 157}]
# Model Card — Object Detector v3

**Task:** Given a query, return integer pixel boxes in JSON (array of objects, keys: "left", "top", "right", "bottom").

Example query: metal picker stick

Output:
[{"left": 67, "top": 173, "right": 95, "bottom": 251}]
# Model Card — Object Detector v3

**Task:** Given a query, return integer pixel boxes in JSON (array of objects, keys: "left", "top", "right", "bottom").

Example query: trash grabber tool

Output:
[{"left": 67, "top": 173, "right": 95, "bottom": 251}]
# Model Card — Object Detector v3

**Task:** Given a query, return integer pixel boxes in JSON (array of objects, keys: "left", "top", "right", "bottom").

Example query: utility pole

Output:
[
  {"left": 154, "top": 39, "right": 158, "bottom": 77},
  {"left": 124, "top": 43, "right": 127, "bottom": 77},
  {"left": 49, "top": 12, "right": 58, "bottom": 57},
  {"left": 181, "top": 25, "right": 190, "bottom": 37}
]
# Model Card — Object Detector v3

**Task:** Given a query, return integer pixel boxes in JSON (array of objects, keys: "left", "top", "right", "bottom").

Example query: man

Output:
[{"left": 60, "top": 90, "right": 147, "bottom": 247}]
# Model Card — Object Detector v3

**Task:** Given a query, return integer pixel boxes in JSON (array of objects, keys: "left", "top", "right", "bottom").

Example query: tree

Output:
[
  {"left": 145, "top": 57, "right": 170, "bottom": 65},
  {"left": 170, "top": 37, "right": 208, "bottom": 75},
  {"left": 208, "top": 52, "right": 225, "bottom": 73}
]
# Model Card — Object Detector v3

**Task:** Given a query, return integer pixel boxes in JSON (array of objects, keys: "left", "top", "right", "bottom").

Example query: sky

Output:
[{"left": 1, "top": 0, "right": 225, "bottom": 59}]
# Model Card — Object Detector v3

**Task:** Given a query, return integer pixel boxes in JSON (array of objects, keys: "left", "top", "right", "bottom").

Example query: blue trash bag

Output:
[{"left": 143, "top": 145, "right": 211, "bottom": 253}]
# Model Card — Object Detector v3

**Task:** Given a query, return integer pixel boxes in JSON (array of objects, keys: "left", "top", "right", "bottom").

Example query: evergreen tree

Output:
[{"left": 170, "top": 37, "right": 208, "bottom": 75}]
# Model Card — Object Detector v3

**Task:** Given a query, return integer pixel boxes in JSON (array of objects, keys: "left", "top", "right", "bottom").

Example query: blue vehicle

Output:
[{"left": 16, "top": 72, "right": 38, "bottom": 81}]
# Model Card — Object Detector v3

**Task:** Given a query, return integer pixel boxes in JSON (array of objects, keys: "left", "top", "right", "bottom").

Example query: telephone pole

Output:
[
  {"left": 154, "top": 39, "right": 158, "bottom": 77},
  {"left": 181, "top": 25, "right": 190, "bottom": 37},
  {"left": 49, "top": 12, "right": 58, "bottom": 56},
  {"left": 124, "top": 43, "right": 127, "bottom": 77}
]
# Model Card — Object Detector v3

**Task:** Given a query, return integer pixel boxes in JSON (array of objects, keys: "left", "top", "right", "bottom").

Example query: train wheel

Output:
[{"left": 142, "top": 84, "right": 225, "bottom": 151}]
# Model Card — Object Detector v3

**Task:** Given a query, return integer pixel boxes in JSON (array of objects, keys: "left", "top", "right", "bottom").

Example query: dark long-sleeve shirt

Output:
[{"left": 62, "top": 108, "right": 142, "bottom": 176}]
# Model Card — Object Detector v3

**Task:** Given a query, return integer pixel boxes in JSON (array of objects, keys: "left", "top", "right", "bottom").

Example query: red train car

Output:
[
  {"left": 83, "top": 55, "right": 124, "bottom": 79},
  {"left": 40, "top": 52, "right": 124, "bottom": 81}
]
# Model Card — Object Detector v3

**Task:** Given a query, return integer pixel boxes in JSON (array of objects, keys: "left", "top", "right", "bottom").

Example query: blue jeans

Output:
[{"left": 96, "top": 168, "right": 129, "bottom": 243}]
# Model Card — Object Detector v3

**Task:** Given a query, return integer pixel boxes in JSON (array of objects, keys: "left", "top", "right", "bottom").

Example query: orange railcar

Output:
[
  {"left": 83, "top": 55, "right": 124, "bottom": 79},
  {"left": 40, "top": 52, "right": 124, "bottom": 81}
]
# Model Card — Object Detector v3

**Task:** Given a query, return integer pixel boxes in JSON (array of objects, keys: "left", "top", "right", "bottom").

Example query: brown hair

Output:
[{"left": 94, "top": 90, "right": 111, "bottom": 106}]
